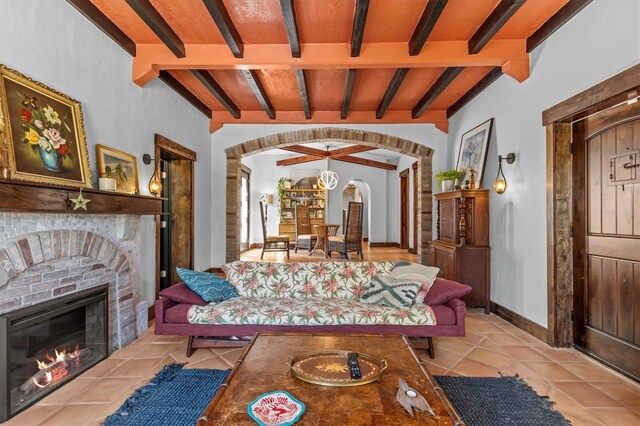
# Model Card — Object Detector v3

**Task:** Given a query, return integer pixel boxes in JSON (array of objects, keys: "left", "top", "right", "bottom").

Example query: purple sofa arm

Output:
[
  {"left": 155, "top": 297, "right": 177, "bottom": 335},
  {"left": 446, "top": 298, "right": 466, "bottom": 336}
]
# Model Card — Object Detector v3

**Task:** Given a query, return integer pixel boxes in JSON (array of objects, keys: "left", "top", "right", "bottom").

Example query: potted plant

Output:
[
  {"left": 99, "top": 164, "right": 127, "bottom": 191},
  {"left": 277, "top": 177, "right": 293, "bottom": 215},
  {"left": 435, "top": 169, "right": 465, "bottom": 192}
]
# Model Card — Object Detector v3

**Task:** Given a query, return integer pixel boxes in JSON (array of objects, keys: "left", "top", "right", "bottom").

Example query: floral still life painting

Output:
[
  {"left": 0, "top": 65, "right": 91, "bottom": 188},
  {"left": 455, "top": 118, "right": 493, "bottom": 186}
]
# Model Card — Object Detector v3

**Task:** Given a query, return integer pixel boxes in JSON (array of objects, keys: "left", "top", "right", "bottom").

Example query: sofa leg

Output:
[
  {"left": 186, "top": 336, "right": 196, "bottom": 358},
  {"left": 427, "top": 337, "right": 435, "bottom": 359}
]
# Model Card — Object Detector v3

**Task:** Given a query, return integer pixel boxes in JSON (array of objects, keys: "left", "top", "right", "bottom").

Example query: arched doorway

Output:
[
  {"left": 342, "top": 180, "right": 370, "bottom": 240},
  {"left": 225, "top": 128, "right": 434, "bottom": 263}
]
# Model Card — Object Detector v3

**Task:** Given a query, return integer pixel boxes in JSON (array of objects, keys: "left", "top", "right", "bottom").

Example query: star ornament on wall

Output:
[{"left": 70, "top": 190, "right": 91, "bottom": 211}]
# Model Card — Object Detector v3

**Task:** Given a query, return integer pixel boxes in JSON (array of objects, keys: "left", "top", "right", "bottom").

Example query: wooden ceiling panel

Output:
[
  {"left": 150, "top": 0, "right": 226, "bottom": 44},
  {"left": 167, "top": 70, "right": 227, "bottom": 111},
  {"left": 208, "top": 70, "right": 264, "bottom": 111},
  {"left": 306, "top": 69, "right": 346, "bottom": 111},
  {"left": 494, "top": 0, "right": 569, "bottom": 39},
  {"left": 429, "top": 0, "right": 500, "bottom": 41},
  {"left": 362, "top": 0, "right": 429, "bottom": 43},
  {"left": 223, "top": 0, "right": 289, "bottom": 44},
  {"left": 90, "top": 0, "right": 161, "bottom": 43},
  {"left": 387, "top": 68, "right": 446, "bottom": 111},
  {"left": 427, "top": 67, "right": 495, "bottom": 110},
  {"left": 254, "top": 70, "right": 301, "bottom": 111},
  {"left": 350, "top": 69, "right": 397, "bottom": 111},
  {"left": 295, "top": 0, "right": 356, "bottom": 43}
]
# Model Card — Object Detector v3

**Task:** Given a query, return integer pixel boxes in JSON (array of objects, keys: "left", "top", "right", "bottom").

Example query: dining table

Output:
[{"left": 310, "top": 224, "right": 340, "bottom": 258}]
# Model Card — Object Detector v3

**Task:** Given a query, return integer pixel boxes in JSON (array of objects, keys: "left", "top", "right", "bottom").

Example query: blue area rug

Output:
[{"left": 104, "top": 364, "right": 569, "bottom": 425}]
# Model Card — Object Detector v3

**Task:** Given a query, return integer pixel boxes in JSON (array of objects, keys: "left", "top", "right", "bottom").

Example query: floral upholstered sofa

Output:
[{"left": 155, "top": 261, "right": 469, "bottom": 359}]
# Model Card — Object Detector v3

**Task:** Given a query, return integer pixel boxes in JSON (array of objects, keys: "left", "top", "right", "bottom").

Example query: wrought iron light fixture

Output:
[
  {"left": 317, "top": 146, "right": 338, "bottom": 190},
  {"left": 143, "top": 154, "right": 163, "bottom": 197},
  {"left": 493, "top": 153, "right": 515, "bottom": 194},
  {"left": 260, "top": 193, "right": 273, "bottom": 222}
]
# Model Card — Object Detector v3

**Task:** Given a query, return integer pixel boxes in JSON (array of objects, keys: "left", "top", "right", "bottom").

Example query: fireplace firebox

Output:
[{"left": 0, "top": 284, "right": 109, "bottom": 421}]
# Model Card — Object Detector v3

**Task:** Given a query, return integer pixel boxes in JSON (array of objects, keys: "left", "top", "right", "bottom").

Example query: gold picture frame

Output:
[
  {"left": 0, "top": 65, "right": 92, "bottom": 188},
  {"left": 96, "top": 144, "right": 139, "bottom": 194}
]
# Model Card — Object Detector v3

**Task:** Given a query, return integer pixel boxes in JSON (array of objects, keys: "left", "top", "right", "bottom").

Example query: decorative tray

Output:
[
  {"left": 287, "top": 350, "right": 387, "bottom": 387},
  {"left": 247, "top": 390, "right": 305, "bottom": 426}
]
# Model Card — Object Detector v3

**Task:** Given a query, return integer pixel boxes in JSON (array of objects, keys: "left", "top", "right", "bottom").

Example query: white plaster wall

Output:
[
  {"left": 0, "top": 1, "right": 212, "bottom": 306},
  {"left": 446, "top": 0, "right": 640, "bottom": 327},
  {"left": 212, "top": 124, "right": 448, "bottom": 265}
]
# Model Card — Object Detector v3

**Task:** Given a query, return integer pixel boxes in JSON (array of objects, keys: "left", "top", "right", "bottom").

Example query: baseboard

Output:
[
  {"left": 490, "top": 301, "right": 549, "bottom": 345},
  {"left": 249, "top": 243, "right": 262, "bottom": 249},
  {"left": 368, "top": 242, "right": 401, "bottom": 248}
]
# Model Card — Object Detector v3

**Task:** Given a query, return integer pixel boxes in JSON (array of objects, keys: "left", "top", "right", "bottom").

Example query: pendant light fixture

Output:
[
  {"left": 493, "top": 153, "right": 515, "bottom": 194},
  {"left": 317, "top": 146, "right": 338, "bottom": 190}
]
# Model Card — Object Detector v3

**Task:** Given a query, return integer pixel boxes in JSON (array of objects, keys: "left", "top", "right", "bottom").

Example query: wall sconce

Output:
[
  {"left": 493, "top": 153, "right": 515, "bottom": 194},
  {"left": 142, "top": 153, "right": 163, "bottom": 197},
  {"left": 260, "top": 193, "right": 273, "bottom": 221}
]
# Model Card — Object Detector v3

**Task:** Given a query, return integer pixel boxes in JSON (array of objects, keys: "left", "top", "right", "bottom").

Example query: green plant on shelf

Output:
[{"left": 434, "top": 169, "right": 465, "bottom": 183}]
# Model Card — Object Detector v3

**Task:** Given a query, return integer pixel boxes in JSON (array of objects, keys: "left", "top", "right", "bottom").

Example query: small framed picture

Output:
[
  {"left": 96, "top": 144, "right": 139, "bottom": 194},
  {"left": 455, "top": 118, "right": 493, "bottom": 186}
]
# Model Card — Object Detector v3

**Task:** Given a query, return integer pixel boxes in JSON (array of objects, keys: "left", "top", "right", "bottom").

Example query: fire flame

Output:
[{"left": 31, "top": 345, "right": 80, "bottom": 389}]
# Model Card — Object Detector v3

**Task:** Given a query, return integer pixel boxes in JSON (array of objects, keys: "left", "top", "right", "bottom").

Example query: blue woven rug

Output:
[{"left": 104, "top": 364, "right": 569, "bottom": 425}]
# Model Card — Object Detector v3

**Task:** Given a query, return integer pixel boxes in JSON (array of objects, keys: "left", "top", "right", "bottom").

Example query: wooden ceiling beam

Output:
[
  {"left": 295, "top": 70, "right": 311, "bottom": 119},
  {"left": 468, "top": 0, "right": 525, "bottom": 54},
  {"left": 67, "top": 0, "right": 136, "bottom": 56},
  {"left": 341, "top": 69, "right": 357, "bottom": 119},
  {"left": 242, "top": 70, "right": 276, "bottom": 119},
  {"left": 133, "top": 40, "right": 528, "bottom": 76},
  {"left": 282, "top": 145, "right": 327, "bottom": 156},
  {"left": 351, "top": 0, "right": 371, "bottom": 57},
  {"left": 329, "top": 146, "right": 376, "bottom": 157},
  {"left": 409, "top": 0, "right": 448, "bottom": 56},
  {"left": 334, "top": 155, "right": 397, "bottom": 171},
  {"left": 203, "top": 0, "right": 244, "bottom": 58},
  {"left": 412, "top": 67, "right": 463, "bottom": 118},
  {"left": 277, "top": 155, "right": 323, "bottom": 167},
  {"left": 159, "top": 71, "right": 212, "bottom": 118},
  {"left": 446, "top": 67, "right": 502, "bottom": 118},
  {"left": 526, "top": 0, "right": 593, "bottom": 53},
  {"left": 279, "top": 0, "right": 301, "bottom": 58},
  {"left": 191, "top": 70, "right": 240, "bottom": 119},
  {"left": 124, "top": 0, "right": 185, "bottom": 57},
  {"left": 377, "top": 68, "right": 409, "bottom": 119}
]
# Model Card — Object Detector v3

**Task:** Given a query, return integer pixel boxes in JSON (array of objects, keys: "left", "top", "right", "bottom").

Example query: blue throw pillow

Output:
[{"left": 176, "top": 267, "right": 239, "bottom": 302}]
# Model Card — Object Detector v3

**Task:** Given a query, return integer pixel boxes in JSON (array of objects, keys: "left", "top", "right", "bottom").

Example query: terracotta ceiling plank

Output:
[
  {"left": 412, "top": 67, "right": 464, "bottom": 118},
  {"left": 158, "top": 71, "right": 212, "bottom": 118},
  {"left": 203, "top": 0, "right": 244, "bottom": 58},
  {"left": 277, "top": 155, "right": 323, "bottom": 167},
  {"left": 329, "top": 146, "right": 376, "bottom": 157},
  {"left": 306, "top": 70, "right": 345, "bottom": 111},
  {"left": 387, "top": 68, "right": 445, "bottom": 111},
  {"left": 254, "top": 70, "right": 301, "bottom": 111},
  {"left": 282, "top": 145, "right": 327, "bottom": 156},
  {"left": 223, "top": 0, "right": 288, "bottom": 44},
  {"left": 362, "top": 0, "right": 429, "bottom": 43},
  {"left": 150, "top": 0, "right": 226, "bottom": 44},
  {"left": 377, "top": 68, "right": 410, "bottom": 119},
  {"left": 67, "top": 0, "right": 136, "bottom": 55},
  {"left": 468, "top": 0, "right": 526, "bottom": 54},
  {"left": 526, "top": 0, "right": 592, "bottom": 53},
  {"left": 492, "top": 0, "right": 569, "bottom": 40},
  {"left": 429, "top": 0, "right": 498, "bottom": 41},
  {"left": 133, "top": 40, "right": 528, "bottom": 72},
  {"left": 409, "top": 0, "right": 448, "bottom": 56},
  {"left": 295, "top": 0, "right": 355, "bottom": 43},
  {"left": 191, "top": 70, "right": 240, "bottom": 118},
  {"left": 351, "top": 0, "right": 371, "bottom": 57},
  {"left": 333, "top": 155, "right": 397, "bottom": 171},
  {"left": 350, "top": 69, "right": 396, "bottom": 112},
  {"left": 428, "top": 66, "right": 495, "bottom": 110},
  {"left": 294, "top": 70, "right": 311, "bottom": 119},
  {"left": 208, "top": 70, "right": 263, "bottom": 110},
  {"left": 124, "top": 0, "right": 185, "bottom": 57},
  {"left": 446, "top": 67, "right": 502, "bottom": 118},
  {"left": 341, "top": 69, "right": 357, "bottom": 119},
  {"left": 242, "top": 70, "right": 276, "bottom": 119},
  {"left": 279, "top": 0, "right": 301, "bottom": 58},
  {"left": 90, "top": 0, "right": 161, "bottom": 43}
]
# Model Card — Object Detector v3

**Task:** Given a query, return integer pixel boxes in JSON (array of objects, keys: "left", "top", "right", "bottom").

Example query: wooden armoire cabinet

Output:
[{"left": 430, "top": 189, "right": 490, "bottom": 313}]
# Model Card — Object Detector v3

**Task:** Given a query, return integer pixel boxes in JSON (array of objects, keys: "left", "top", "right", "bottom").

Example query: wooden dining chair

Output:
[
  {"left": 260, "top": 201, "right": 290, "bottom": 260},
  {"left": 328, "top": 202, "right": 364, "bottom": 259},
  {"left": 294, "top": 204, "right": 317, "bottom": 253}
]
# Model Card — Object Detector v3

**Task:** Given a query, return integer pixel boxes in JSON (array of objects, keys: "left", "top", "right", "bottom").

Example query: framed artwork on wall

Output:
[
  {"left": 0, "top": 65, "right": 92, "bottom": 188},
  {"left": 455, "top": 118, "right": 494, "bottom": 186},
  {"left": 96, "top": 144, "right": 139, "bottom": 194}
]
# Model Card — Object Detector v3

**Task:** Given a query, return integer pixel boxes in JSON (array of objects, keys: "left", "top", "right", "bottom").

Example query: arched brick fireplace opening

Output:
[{"left": 224, "top": 128, "right": 434, "bottom": 264}]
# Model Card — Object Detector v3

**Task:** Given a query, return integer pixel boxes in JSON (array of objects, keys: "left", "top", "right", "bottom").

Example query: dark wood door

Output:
[
  {"left": 400, "top": 170, "right": 409, "bottom": 249},
  {"left": 574, "top": 110, "right": 640, "bottom": 379},
  {"left": 439, "top": 198, "right": 457, "bottom": 242},
  {"left": 169, "top": 159, "right": 193, "bottom": 285}
]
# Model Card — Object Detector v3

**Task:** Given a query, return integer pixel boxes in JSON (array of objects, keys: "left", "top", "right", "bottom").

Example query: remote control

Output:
[{"left": 347, "top": 353, "right": 361, "bottom": 379}]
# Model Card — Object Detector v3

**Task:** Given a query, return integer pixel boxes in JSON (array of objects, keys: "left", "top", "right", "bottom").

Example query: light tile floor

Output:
[{"left": 5, "top": 311, "right": 639, "bottom": 426}]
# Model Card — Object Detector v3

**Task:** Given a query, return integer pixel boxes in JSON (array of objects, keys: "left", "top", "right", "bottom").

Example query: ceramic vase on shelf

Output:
[
  {"left": 98, "top": 175, "right": 117, "bottom": 191},
  {"left": 39, "top": 146, "right": 61, "bottom": 172},
  {"left": 441, "top": 180, "right": 454, "bottom": 192}
]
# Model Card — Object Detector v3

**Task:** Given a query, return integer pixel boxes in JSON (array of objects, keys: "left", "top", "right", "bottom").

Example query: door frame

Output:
[
  {"left": 543, "top": 64, "right": 640, "bottom": 347},
  {"left": 410, "top": 162, "right": 418, "bottom": 254},
  {"left": 399, "top": 168, "right": 410, "bottom": 250},
  {"left": 240, "top": 163, "right": 251, "bottom": 252},
  {"left": 154, "top": 134, "right": 196, "bottom": 304}
]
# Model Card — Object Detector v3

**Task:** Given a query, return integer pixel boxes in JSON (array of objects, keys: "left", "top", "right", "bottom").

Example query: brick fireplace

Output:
[{"left": 0, "top": 214, "right": 144, "bottom": 351}]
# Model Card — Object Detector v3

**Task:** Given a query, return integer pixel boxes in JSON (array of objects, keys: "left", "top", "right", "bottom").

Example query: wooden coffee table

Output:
[{"left": 197, "top": 333, "right": 463, "bottom": 425}]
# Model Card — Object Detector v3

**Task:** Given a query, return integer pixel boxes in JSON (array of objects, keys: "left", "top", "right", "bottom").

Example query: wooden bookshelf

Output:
[{"left": 278, "top": 188, "right": 326, "bottom": 242}]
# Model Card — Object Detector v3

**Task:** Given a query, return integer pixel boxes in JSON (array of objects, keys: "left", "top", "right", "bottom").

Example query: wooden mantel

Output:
[{"left": 0, "top": 180, "right": 163, "bottom": 215}]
